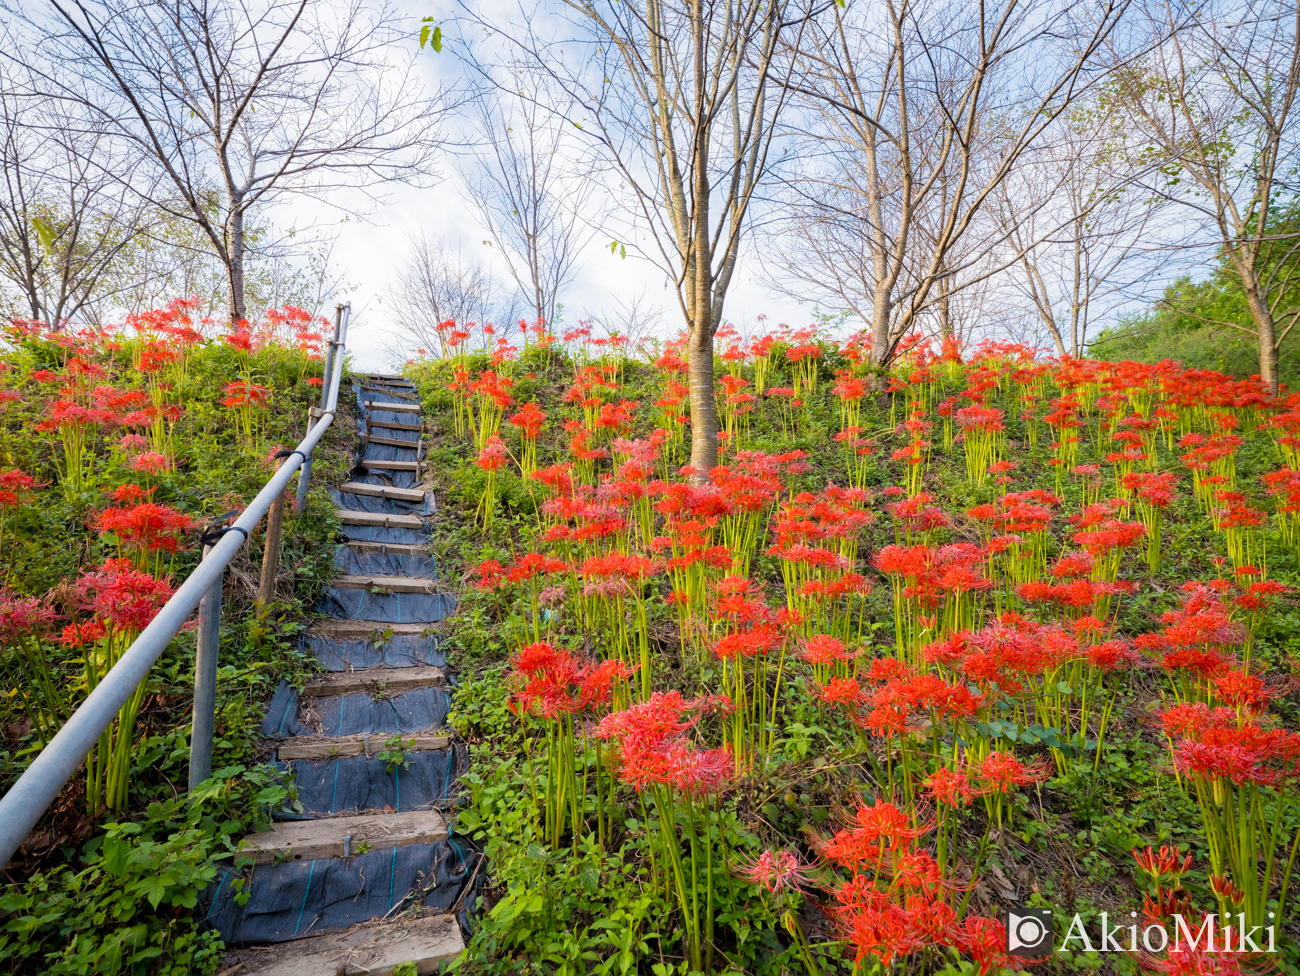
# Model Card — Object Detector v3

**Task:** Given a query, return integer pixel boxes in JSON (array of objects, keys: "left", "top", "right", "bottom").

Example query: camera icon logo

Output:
[{"left": 1005, "top": 907, "right": 1053, "bottom": 955}]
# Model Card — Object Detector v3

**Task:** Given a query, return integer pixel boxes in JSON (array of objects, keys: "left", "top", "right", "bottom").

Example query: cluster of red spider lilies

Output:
[
  {"left": 437, "top": 323, "right": 1300, "bottom": 974},
  {"left": 0, "top": 301, "right": 324, "bottom": 815}
]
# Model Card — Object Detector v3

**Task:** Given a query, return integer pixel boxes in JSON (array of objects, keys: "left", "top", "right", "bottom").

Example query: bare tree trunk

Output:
[
  {"left": 870, "top": 289, "right": 892, "bottom": 389},
  {"left": 226, "top": 204, "right": 247, "bottom": 323},
  {"left": 687, "top": 325, "right": 720, "bottom": 472},
  {"left": 936, "top": 269, "right": 953, "bottom": 341},
  {"left": 1243, "top": 278, "right": 1280, "bottom": 394}
]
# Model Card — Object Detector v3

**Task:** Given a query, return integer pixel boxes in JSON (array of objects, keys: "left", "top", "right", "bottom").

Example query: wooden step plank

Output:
[
  {"left": 364, "top": 434, "right": 422, "bottom": 449},
  {"left": 338, "top": 482, "right": 427, "bottom": 503},
  {"left": 344, "top": 540, "right": 432, "bottom": 555},
  {"left": 308, "top": 619, "right": 435, "bottom": 638},
  {"left": 302, "top": 665, "right": 445, "bottom": 698},
  {"left": 364, "top": 400, "right": 421, "bottom": 413},
  {"left": 362, "top": 374, "right": 416, "bottom": 387},
  {"left": 228, "top": 912, "right": 463, "bottom": 975},
  {"left": 332, "top": 575, "right": 439, "bottom": 594},
  {"left": 369, "top": 420, "right": 423, "bottom": 433},
  {"left": 235, "top": 810, "right": 449, "bottom": 866},
  {"left": 276, "top": 732, "right": 450, "bottom": 762},
  {"left": 360, "top": 385, "right": 418, "bottom": 401},
  {"left": 336, "top": 510, "right": 425, "bottom": 529},
  {"left": 360, "top": 460, "right": 420, "bottom": 471}
]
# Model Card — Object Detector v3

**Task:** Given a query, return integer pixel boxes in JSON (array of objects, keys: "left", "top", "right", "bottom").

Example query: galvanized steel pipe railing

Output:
[{"left": 0, "top": 302, "right": 352, "bottom": 870}]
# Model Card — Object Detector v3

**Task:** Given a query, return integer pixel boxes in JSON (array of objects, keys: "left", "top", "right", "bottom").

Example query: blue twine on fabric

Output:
[
  {"left": 292, "top": 860, "right": 316, "bottom": 937},
  {"left": 204, "top": 869, "right": 231, "bottom": 920}
]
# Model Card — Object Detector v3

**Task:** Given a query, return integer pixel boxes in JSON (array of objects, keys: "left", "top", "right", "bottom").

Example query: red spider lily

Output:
[
  {"left": 110, "top": 483, "right": 150, "bottom": 504},
  {"left": 475, "top": 435, "right": 509, "bottom": 527},
  {"left": 596, "top": 691, "right": 731, "bottom": 795},
  {"left": 37, "top": 398, "right": 115, "bottom": 499},
  {"left": 799, "top": 633, "right": 855, "bottom": 683},
  {"left": 222, "top": 380, "right": 269, "bottom": 408},
  {"left": 733, "top": 849, "right": 815, "bottom": 894},
  {"left": 509, "top": 641, "right": 633, "bottom": 846},
  {"left": 978, "top": 751, "right": 1053, "bottom": 793},
  {"left": 832, "top": 374, "right": 867, "bottom": 434},
  {"left": 926, "top": 767, "right": 983, "bottom": 807},
  {"left": 1133, "top": 844, "right": 1195, "bottom": 882},
  {"left": 69, "top": 559, "right": 175, "bottom": 812},
  {"left": 476, "top": 435, "right": 508, "bottom": 471},
  {"left": 1209, "top": 665, "right": 1288, "bottom": 715},
  {"left": 817, "top": 675, "right": 864, "bottom": 708},
  {"left": 577, "top": 552, "right": 662, "bottom": 694},
  {"left": 130, "top": 452, "right": 171, "bottom": 476},
  {"left": 506, "top": 644, "right": 634, "bottom": 722},
  {"left": 1140, "top": 583, "right": 1244, "bottom": 701},
  {"left": 90, "top": 501, "right": 193, "bottom": 572},
  {"left": 74, "top": 558, "right": 175, "bottom": 632},
  {"left": 0, "top": 591, "right": 64, "bottom": 743},
  {"left": 0, "top": 468, "right": 37, "bottom": 520},
  {"left": 469, "top": 370, "right": 515, "bottom": 448},
  {"left": 950, "top": 916, "right": 1032, "bottom": 975},
  {"left": 0, "top": 592, "right": 56, "bottom": 638},
  {"left": 508, "top": 401, "right": 546, "bottom": 473},
  {"left": 1155, "top": 701, "right": 1300, "bottom": 927},
  {"left": 814, "top": 797, "right": 1012, "bottom": 973},
  {"left": 955, "top": 403, "right": 1006, "bottom": 485},
  {"left": 597, "top": 691, "right": 734, "bottom": 971},
  {"left": 1140, "top": 944, "right": 1248, "bottom": 975},
  {"left": 814, "top": 799, "right": 935, "bottom": 870},
  {"left": 222, "top": 379, "right": 269, "bottom": 443}
]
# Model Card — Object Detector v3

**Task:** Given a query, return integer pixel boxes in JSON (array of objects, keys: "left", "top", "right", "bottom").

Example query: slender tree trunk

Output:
[
  {"left": 687, "top": 323, "right": 719, "bottom": 474},
  {"left": 937, "top": 269, "right": 953, "bottom": 342},
  {"left": 225, "top": 203, "right": 247, "bottom": 323},
  {"left": 869, "top": 287, "right": 892, "bottom": 390},
  {"left": 1243, "top": 280, "right": 1279, "bottom": 395},
  {"left": 684, "top": 0, "right": 720, "bottom": 477}
]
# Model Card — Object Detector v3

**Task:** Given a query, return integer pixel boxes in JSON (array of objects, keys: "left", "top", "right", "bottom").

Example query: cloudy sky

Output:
[{"left": 300, "top": 0, "right": 820, "bottom": 371}]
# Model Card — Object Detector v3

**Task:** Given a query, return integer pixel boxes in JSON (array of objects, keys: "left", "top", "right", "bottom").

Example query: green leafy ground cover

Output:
[{"left": 0, "top": 308, "right": 351, "bottom": 974}]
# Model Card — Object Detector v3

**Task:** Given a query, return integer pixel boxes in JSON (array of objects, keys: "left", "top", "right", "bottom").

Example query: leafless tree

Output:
[
  {"left": 6, "top": 0, "right": 445, "bottom": 324},
  {"left": 463, "top": 66, "right": 593, "bottom": 326},
  {"left": 991, "top": 109, "right": 1169, "bottom": 359},
  {"left": 467, "top": 0, "right": 808, "bottom": 474},
  {"left": 1103, "top": 0, "right": 1300, "bottom": 393},
  {"left": 589, "top": 287, "right": 665, "bottom": 350},
  {"left": 776, "top": 0, "right": 1138, "bottom": 379},
  {"left": 0, "top": 65, "right": 151, "bottom": 326},
  {"left": 384, "top": 233, "right": 522, "bottom": 355}
]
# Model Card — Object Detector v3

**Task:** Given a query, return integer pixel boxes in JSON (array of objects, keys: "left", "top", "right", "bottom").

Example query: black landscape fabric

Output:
[
  {"left": 274, "top": 745, "right": 467, "bottom": 818},
  {"left": 199, "top": 838, "right": 475, "bottom": 945}
]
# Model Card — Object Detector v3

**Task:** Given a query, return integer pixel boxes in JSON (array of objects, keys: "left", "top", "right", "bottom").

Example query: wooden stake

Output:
[{"left": 258, "top": 465, "right": 287, "bottom": 605}]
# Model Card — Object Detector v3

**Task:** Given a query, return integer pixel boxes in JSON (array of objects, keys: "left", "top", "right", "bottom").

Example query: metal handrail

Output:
[{"left": 0, "top": 303, "right": 352, "bottom": 869}]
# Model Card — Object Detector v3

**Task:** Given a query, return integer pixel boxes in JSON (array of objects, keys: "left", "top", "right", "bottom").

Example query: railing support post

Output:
[
  {"left": 188, "top": 548, "right": 223, "bottom": 792},
  {"left": 296, "top": 302, "right": 347, "bottom": 512}
]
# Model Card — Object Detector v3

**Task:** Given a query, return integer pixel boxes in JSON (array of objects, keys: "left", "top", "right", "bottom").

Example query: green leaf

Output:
[
  {"left": 419, "top": 18, "right": 442, "bottom": 53},
  {"left": 30, "top": 217, "right": 56, "bottom": 251}
]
